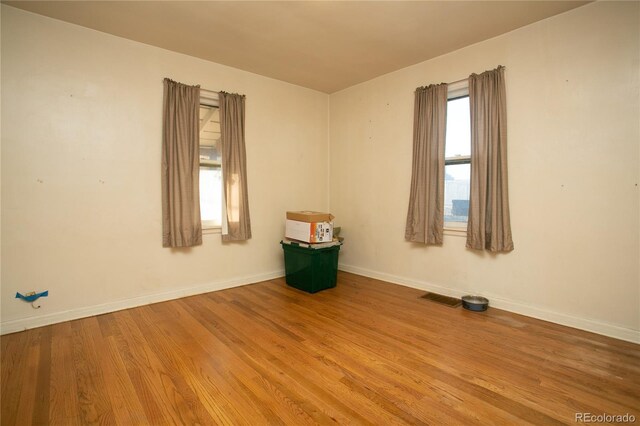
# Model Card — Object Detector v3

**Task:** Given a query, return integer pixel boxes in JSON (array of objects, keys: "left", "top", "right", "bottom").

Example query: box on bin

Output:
[
  {"left": 281, "top": 241, "right": 341, "bottom": 293},
  {"left": 285, "top": 219, "right": 333, "bottom": 243},
  {"left": 286, "top": 211, "right": 334, "bottom": 223}
]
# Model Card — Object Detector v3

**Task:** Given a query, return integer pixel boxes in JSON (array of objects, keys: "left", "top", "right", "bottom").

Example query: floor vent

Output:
[{"left": 420, "top": 292, "right": 461, "bottom": 308}]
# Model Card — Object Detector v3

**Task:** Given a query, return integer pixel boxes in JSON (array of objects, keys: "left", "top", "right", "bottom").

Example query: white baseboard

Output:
[
  {"left": 5, "top": 265, "right": 638, "bottom": 344},
  {"left": 338, "top": 264, "right": 640, "bottom": 344},
  {"left": 0, "top": 270, "right": 285, "bottom": 335}
]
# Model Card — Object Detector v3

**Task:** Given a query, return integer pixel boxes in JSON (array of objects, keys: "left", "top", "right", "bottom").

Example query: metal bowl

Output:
[{"left": 461, "top": 295, "right": 489, "bottom": 312}]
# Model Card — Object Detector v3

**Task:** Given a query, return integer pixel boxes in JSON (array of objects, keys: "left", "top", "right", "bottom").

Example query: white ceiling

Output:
[{"left": 4, "top": 1, "right": 589, "bottom": 93}]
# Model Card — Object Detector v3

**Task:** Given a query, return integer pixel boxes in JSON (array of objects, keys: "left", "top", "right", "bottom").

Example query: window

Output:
[
  {"left": 199, "top": 97, "right": 223, "bottom": 229},
  {"left": 444, "top": 83, "right": 471, "bottom": 229}
]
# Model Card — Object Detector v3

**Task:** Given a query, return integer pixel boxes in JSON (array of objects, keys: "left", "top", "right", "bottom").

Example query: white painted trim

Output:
[
  {"left": 0, "top": 270, "right": 285, "bottom": 335},
  {"left": 6, "top": 264, "right": 637, "bottom": 344},
  {"left": 338, "top": 263, "right": 640, "bottom": 344},
  {"left": 447, "top": 79, "right": 469, "bottom": 98},
  {"left": 443, "top": 227, "right": 466, "bottom": 237}
]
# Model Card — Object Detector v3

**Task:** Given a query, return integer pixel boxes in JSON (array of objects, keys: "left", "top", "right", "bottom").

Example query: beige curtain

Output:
[
  {"left": 219, "top": 92, "right": 252, "bottom": 241},
  {"left": 467, "top": 66, "right": 514, "bottom": 252},
  {"left": 161, "top": 79, "right": 202, "bottom": 247},
  {"left": 405, "top": 83, "right": 448, "bottom": 244}
]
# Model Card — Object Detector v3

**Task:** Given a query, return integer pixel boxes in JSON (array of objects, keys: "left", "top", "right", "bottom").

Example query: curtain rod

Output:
[
  {"left": 420, "top": 65, "right": 506, "bottom": 89},
  {"left": 203, "top": 88, "right": 246, "bottom": 98},
  {"left": 162, "top": 78, "right": 219, "bottom": 93}
]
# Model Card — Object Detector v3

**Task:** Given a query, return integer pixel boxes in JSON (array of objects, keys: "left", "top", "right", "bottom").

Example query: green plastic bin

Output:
[{"left": 280, "top": 241, "right": 341, "bottom": 293}]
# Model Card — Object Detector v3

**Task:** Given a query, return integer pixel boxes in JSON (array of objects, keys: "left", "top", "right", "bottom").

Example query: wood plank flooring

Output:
[{"left": 2, "top": 271, "right": 639, "bottom": 425}]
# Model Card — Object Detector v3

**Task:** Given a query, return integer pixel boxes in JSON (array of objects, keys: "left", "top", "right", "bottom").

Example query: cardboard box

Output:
[
  {"left": 286, "top": 211, "right": 334, "bottom": 223},
  {"left": 285, "top": 219, "right": 333, "bottom": 243}
]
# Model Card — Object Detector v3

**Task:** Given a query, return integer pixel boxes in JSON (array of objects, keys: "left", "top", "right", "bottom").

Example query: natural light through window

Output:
[
  {"left": 199, "top": 104, "right": 223, "bottom": 229},
  {"left": 444, "top": 94, "right": 471, "bottom": 228}
]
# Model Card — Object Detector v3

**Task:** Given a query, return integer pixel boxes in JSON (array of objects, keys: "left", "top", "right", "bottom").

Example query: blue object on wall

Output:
[{"left": 15, "top": 291, "right": 48, "bottom": 302}]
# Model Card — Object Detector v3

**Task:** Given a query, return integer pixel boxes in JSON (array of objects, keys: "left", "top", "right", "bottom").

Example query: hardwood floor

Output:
[{"left": 2, "top": 271, "right": 639, "bottom": 425}]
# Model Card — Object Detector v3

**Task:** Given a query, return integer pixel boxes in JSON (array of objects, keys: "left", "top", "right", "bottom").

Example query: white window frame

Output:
[
  {"left": 444, "top": 80, "right": 470, "bottom": 234},
  {"left": 199, "top": 93, "right": 227, "bottom": 233}
]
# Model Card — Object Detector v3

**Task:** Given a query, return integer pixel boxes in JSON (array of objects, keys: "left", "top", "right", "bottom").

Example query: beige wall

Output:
[
  {"left": 1, "top": 6, "right": 329, "bottom": 332},
  {"left": 329, "top": 2, "right": 640, "bottom": 342}
]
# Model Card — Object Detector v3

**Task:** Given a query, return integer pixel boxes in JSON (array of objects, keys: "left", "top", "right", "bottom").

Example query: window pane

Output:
[
  {"left": 200, "top": 145, "right": 221, "bottom": 163},
  {"left": 199, "top": 105, "right": 221, "bottom": 162},
  {"left": 199, "top": 167, "right": 222, "bottom": 227},
  {"left": 444, "top": 163, "right": 470, "bottom": 224},
  {"left": 445, "top": 96, "right": 470, "bottom": 158}
]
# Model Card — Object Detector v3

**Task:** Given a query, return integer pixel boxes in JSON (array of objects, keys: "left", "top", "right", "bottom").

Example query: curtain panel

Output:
[
  {"left": 467, "top": 66, "right": 514, "bottom": 252},
  {"left": 405, "top": 83, "right": 448, "bottom": 245},
  {"left": 161, "top": 79, "right": 202, "bottom": 248},
  {"left": 218, "top": 91, "right": 252, "bottom": 241}
]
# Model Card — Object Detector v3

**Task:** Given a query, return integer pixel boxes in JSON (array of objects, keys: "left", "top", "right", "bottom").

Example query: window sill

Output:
[
  {"left": 203, "top": 227, "right": 222, "bottom": 235},
  {"left": 443, "top": 227, "right": 466, "bottom": 237}
]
